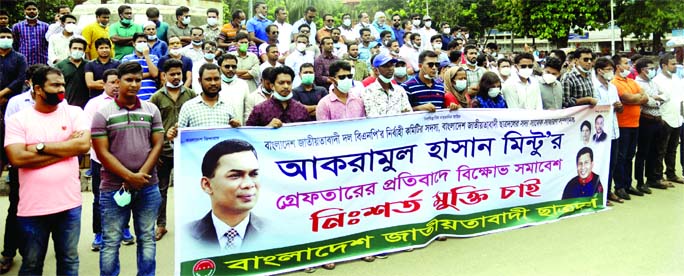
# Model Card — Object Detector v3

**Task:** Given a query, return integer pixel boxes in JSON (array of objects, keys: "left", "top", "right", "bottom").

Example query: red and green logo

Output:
[{"left": 192, "top": 259, "right": 216, "bottom": 276}]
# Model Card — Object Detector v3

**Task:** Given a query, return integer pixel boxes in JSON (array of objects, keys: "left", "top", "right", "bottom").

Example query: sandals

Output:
[
  {"left": 322, "top": 263, "right": 336, "bottom": 270},
  {"left": 155, "top": 227, "right": 168, "bottom": 241},
  {"left": 608, "top": 192, "right": 624, "bottom": 204}
]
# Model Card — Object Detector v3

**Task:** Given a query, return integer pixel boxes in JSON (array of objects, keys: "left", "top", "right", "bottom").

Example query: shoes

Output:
[
  {"left": 375, "top": 253, "right": 388, "bottom": 259},
  {"left": 437, "top": 236, "right": 448, "bottom": 241},
  {"left": 322, "top": 263, "right": 336, "bottom": 270},
  {"left": 626, "top": 186, "right": 644, "bottom": 196},
  {"left": 647, "top": 180, "right": 668, "bottom": 189},
  {"left": 615, "top": 189, "right": 631, "bottom": 200},
  {"left": 666, "top": 176, "right": 684, "bottom": 183},
  {"left": 155, "top": 226, "right": 168, "bottom": 241},
  {"left": 665, "top": 181, "right": 675, "bottom": 188},
  {"left": 84, "top": 168, "right": 92, "bottom": 178},
  {"left": 122, "top": 228, "right": 135, "bottom": 245},
  {"left": 637, "top": 185, "right": 652, "bottom": 194},
  {"left": 362, "top": 256, "right": 376, "bottom": 262},
  {"left": 304, "top": 267, "right": 317, "bottom": 273},
  {"left": 608, "top": 192, "right": 624, "bottom": 203},
  {"left": 606, "top": 200, "right": 614, "bottom": 207},
  {"left": 91, "top": 233, "right": 103, "bottom": 252},
  {"left": 0, "top": 256, "right": 12, "bottom": 275}
]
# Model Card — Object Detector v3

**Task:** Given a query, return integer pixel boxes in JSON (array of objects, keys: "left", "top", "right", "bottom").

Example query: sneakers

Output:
[
  {"left": 122, "top": 228, "right": 135, "bottom": 245},
  {"left": 91, "top": 233, "right": 103, "bottom": 251}
]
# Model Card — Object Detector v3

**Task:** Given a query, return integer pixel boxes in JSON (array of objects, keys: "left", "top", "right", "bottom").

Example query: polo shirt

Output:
[
  {"left": 55, "top": 58, "right": 90, "bottom": 108},
  {"left": 316, "top": 91, "right": 366, "bottom": 121},
  {"left": 91, "top": 98, "right": 164, "bottom": 192},
  {"left": 121, "top": 53, "right": 160, "bottom": 100},
  {"left": 81, "top": 22, "right": 113, "bottom": 59},
  {"left": 246, "top": 16, "right": 272, "bottom": 43},
  {"left": 109, "top": 22, "right": 142, "bottom": 60},
  {"left": 155, "top": 21, "right": 169, "bottom": 43},
  {"left": 150, "top": 86, "right": 197, "bottom": 157},
  {"left": 400, "top": 75, "right": 445, "bottom": 107},
  {"left": 85, "top": 58, "right": 121, "bottom": 98},
  {"left": 219, "top": 22, "right": 241, "bottom": 46}
]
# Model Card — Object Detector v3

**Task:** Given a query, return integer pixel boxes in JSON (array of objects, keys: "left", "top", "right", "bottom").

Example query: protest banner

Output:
[{"left": 175, "top": 105, "right": 612, "bottom": 275}]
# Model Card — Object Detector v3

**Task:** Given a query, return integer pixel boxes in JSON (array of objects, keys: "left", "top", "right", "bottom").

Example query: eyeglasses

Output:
[
  {"left": 392, "top": 19, "right": 400, "bottom": 22},
  {"left": 325, "top": 19, "right": 334, "bottom": 22},
  {"left": 223, "top": 65, "right": 238, "bottom": 69},
  {"left": 336, "top": 74, "right": 354, "bottom": 80},
  {"left": 270, "top": 31, "right": 279, "bottom": 35},
  {"left": 424, "top": 19, "right": 432, "bottom": 22},
  {"left": 301, "top": 30, "right": 310, "bottom": 33},
  {"left": 425, "top": 62, "right": 440, "bottom": 68},
  {"left": 519, "top": 64, "right": 534, "bottom": 69},
  {"left": 581, "top": 57, "right": 593, "bottom": 63}
]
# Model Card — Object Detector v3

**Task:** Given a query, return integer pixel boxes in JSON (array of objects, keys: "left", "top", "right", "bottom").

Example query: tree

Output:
[{"left": 616, "top": 0, "right": 684, "bottom": 53}]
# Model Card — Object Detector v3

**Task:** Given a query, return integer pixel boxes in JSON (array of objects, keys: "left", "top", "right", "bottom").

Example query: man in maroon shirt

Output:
[{"left": 246, "top": 66, "right": 309, "bottom": 127}]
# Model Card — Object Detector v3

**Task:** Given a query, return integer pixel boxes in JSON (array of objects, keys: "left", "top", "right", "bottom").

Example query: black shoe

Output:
[
  {"left": 637, "top": 185, "right": 652, "bottom": 194},
  {"left": 615, "top": 189, "right": 631, "bottom": 200},
  {"left": 647, "top": 180, "right": 668, "bottom": 189},
  {"left": 627, "top": 186, "right": 644, "bottom": 196},
  {"left": 666, "top": 176, "right": 684, "bottom": 183}
]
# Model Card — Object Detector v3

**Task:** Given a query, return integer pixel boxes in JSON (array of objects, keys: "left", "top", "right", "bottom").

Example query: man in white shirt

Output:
[
  {"left": 47, "top": 14, "right": 83, "bottom": 65},
  {"left": 273, "top": 7, "right": 292, "bottom": 56},
  {"left": 217, "top": 54, "right": 250, "bottom": 124},
  {"left": 502, "top": 52, "right": 542, "bottom": 110},
  {"left": 652, "top": 53, "right": 684, "bottom": 184},
  {"left": 291, "top": 6, "right": 317, "bottom": 46}
]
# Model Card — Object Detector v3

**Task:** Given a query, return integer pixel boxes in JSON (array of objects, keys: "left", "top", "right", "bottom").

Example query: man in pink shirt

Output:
[
  {"left": 4, "top": 66, "right": 91, "bottom": 275},
  {"left": 316, "top": 60, "right": 366, "bottom": 121}
]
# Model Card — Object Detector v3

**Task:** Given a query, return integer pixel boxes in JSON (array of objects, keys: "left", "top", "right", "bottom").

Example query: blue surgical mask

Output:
[
  {"left": 113, "top": 187, "right": 131, "bottom": 207},
  {"left": 336, "top": 78, "right": 353, "bottom": 93},
  {"left": 204, "top": 53, "right": 215, "bottom": 60},
  {"left": 394, "top": 67, "right": 407, "bottom": 77},
  {"left": 273, "top": 91, "right": 293, "bottom": 101},
  {"left": 0, "top": 38, "right": 13, "bottom": 49},
  {"left": 647, "top": 69, "right": 656, "bottom": 79},
  {"left": 222, "top": 74, "right": 236, "bottom": 83}
]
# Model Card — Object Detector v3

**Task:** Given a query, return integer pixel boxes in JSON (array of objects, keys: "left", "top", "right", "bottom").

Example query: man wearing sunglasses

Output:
[
  {"left": 291, "top": 6, "right": 317, "bottom": 46},
  {"left": 400, "top": 50, "right": 444, "bottom": 112},
  {"left": 247, "top": 2, "right": 272, "bottom": 46},
  {"left": 502, "top": 52, "right": 543, "bottom": 110},
  {"left": 561, "top": 47, "right": 598, "bottom": 107}
]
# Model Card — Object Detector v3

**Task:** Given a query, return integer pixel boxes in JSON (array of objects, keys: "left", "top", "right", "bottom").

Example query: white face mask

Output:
[
  {"left": 182, "top": 16, "right": 191, "bottom": 25},
  {"left": 499, "top": 67, "right": 511, "bottom": 76},
  {"left": 412, "top": 19, "right": 421, "bottom": 26},
  {"left": 166, "top": 80, "right": 184, "bottom": 88},
  {"left": 343, "top": 19, "right": 351, "bottom": 26},
  {"left": 619, "top": 68, "right": 630, "bottom": 78},
  {"left": 296, "top": 43, "right": 307, "bottom": 52},
  {"left": 432, "top": 43, "right": 442, "bottom": 50},
  {"left": 135, "top": 42, "right": 148, "bottom": 53},
  {"left": 602, "top": 71, "right": 614, "bottom": 82},
  {"left": 170, "top": 48, "right": 182, "bottom": 56},
  {"left": 443, "top": 28, "right": 450, "bottom": 34},
  {"left": 207, "top": 18, "right": 218, "bottom": 26},
  {"left": 424, "top": 21, "right": 432, "bottom": 28},
  {"left": 64, "top": 23, "right": 77, "bottom": 33},
  {"left": 518, "top": 68, "right": 533, "bottom": 79},
  {"left": 488, "top": 87, "right": 501, "bottom": 98},
  {"left": 542, "top": 73, "right": 557, "bottom": 84},
  {"left": 454, "top": 80, "right": 467, "bottom": 91}
]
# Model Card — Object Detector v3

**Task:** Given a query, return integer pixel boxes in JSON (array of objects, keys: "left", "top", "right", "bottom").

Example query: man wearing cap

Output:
[
  {"left": 361, "top": 53, "right": 412, "bottom": 116},
  {"left": 400, "top": 50, "right": 445, "bottom": 112}
]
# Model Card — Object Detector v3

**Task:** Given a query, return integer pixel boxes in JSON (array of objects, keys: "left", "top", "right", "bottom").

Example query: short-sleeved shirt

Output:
[
  {"left": 109, "top": 22, "right": 142, "bottom": 60},
  {"left": 316, "top": 91, "right": 366, "bottom": 121},
  {"left": 91, "top": 99, "right": 164, "bottom": 192},
  {"left": 5, "top": 104, "right": 90, "bottom": 216},
  {"left": 167, "top": 23, "right": 193, "bottom": 46},
  {"left": 55, "top": 59, "right": 90, "bottom": 108},
  {"left": 219, "top": 23, "right": 241, "bottom": 46},
  {"left": 85, "top": 58, "right": 121, "bottom": 98},
  {"left": 539, "top": 80, "right": 563, "bottom": 110},
  {"left": 83, "top": 92, "right": 115, "bottom": 164},
  {"left": 177, "top": 94, "right": 236, "bottom": 128},
  {"left": 200, "top": 24, "right": 221, "bottom": 43},
  {"left": 293, "top": 85, "right": 328, "bottom": 106},
  {"left": 246, "top": 97, "right": 310, "bottom": 126},
  {"left": 149, "top": 40, "right": 168, "bottom": 58},
  {"left": 81, "top": 22, "right": 114, "bottom": 60},
  {"left": 246, "top": 17, "right": 272, "bottom": 43},
  {"left": 401, "top": 76, "right": 445, "bottom": 107},
  {"left": 121, "top": 53, "right": 160, "bottom": 100},
  {"left": 361, "top": 80, "right": 413, "bottom": 116}
]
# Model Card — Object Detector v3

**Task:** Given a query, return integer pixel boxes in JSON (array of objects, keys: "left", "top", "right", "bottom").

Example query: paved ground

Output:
[{"left": 1, "top": 184, "right": 683, "bottom": 275}]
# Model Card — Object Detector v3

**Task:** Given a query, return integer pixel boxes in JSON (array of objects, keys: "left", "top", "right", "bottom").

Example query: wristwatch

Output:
[{"left": 36, "top": 142, "right": 45, "bottom": 154}]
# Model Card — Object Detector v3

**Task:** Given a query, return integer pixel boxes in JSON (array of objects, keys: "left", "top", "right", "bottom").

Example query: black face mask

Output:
[{"left": 43, "top": 91, "right": 64, "bottom": 106}]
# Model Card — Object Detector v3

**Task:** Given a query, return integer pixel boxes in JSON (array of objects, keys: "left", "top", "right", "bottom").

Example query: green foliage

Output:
[
  {"left": 617, "top": 0, "right": 684, "bottom": 40},
  {"left": 3, "top": 0, "right": 75, "bottom": 25}
]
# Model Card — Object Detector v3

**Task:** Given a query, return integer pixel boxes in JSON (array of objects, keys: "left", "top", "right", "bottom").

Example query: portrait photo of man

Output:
[
  {"left": 185, "top": 139, "right": 265, "bottom": 256},
  {"left": 562, "top": 147, "right": 604, "bottom": 199},
  {"left": 580, "top": 120, "right": 592, "bottom": 146},
  {"left": 592, "top": 115, "right": 607, "bottom": 143}
]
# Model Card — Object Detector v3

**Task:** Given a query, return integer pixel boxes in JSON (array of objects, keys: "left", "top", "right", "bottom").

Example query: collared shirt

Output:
[
  {"left": 292, "top": 18, "right": 317, "bottom": 45},
  {"left": 398, "top": 45, "right": 419, "bottom": 71},
  {"left": 361, "top": 80, "right": 412, "bottom": 116},
  {"left": 392, "top": 27, "right": 405, "bottom": 47},
  {"left": 4, "top": 89, "right": 34, "bottom": 121},
  {"left": 273, "top": 21, "right": 293, "bottom": 53},
  {"left": 109, "top": 22, "right": 142, "bottom": 60},
  {"left": 332, "top": 42, "right": 348, "bottom": 59},
  {"left": 150, "top": 86, "right": 197, "bottom": 157},
  {"left": 167, "top": 23, "right": 194, "bottom": 46},
  {"left": 339, "top": 25, "right": 358, "bottom": 42},
  {"left": 634, "top": 75, "right": 662, "bottom": 117},
  {"left": 357, "top": 42, "right": 373, "bottom": 64},
  {"left": 47, "top": 33, "right": 84, "bottom": 65},
  {"left": 244, "top": 87, "right": 270, "bottom": 120},
  {"left": 177, "top": 93, "right": 236, "bottom": 128},
  {"left": 121, "top": 53, "right": 160, "bottom": 101},
  {"left": 401, "top": 75, "right": 445, "bottom": 107},
  {"left": 200, "top": 24, "right": 221, "bottom": 43},
  {"left": 157, "top": 55, "right": 194, "bottom": 84},
  {"left": 343, "top": 55, "right": 370, "bottom": 81},
  {"left": 247, "top": 17, "right": 272, "bottom": 43},
  {"left": 84, "top": 92, "right": 115, "bottom": 163},
  {"left": 219, "top": 22, "right": 241, "bottom": 46},
  {"left": 258, "top": 42, "right": 289, "bottom": 60},
  {"left": 314, "top": 53, "right": 340, "bottom": 86},
  {"left": 502, "top": 76, "right": 543, "bottom": 110},
  {"left": 653, "top": 72, "right": 682, "bottom": 128},
  {"left": 316, "top": 91, "right": 366, "bottom": 121},
  {"left": 612, "top": 75, "right": 643, "bottom": 128},
  {"left": 182, "top": 45, "right": 204, "bottom": 63},
  {"left": 539, "top": 79, "right": 563, "bottom": 110},
  {"left": 293, "top": 85, "right": 328, "bottom": 106},
  {"left": 85, "top": 58, "right": 121, "bottom": 98},
  {"left": 258, "top": 61, "right": 282, "bottom": 79},
  {"left": 82, "top": 22, "right": 113, "bottom": 60},
  {"left": 156, "top": 21, "right": 170, "bottom": 43},
  {"left": 149, "top": 39, "right": 168, "bottom": 58},
  {"left": 592, "top": 76, "right": 620, "bottom": 140},
  {"left": 562, "top": 68, "right": 594, "bottom": 107},
  {"left": 372, "top": 22, "right": 395, "bottom": 40},
  {"left": 191, "top": 59, "right": 216, "bottom": 90},
  {"left": 212, "top": 212, "right": 249, "bottom": 252},
  {"left": 463, "top": 65, "right": 486, "bottom": 90},
  {"left": 12, "top": 20, "right": 49, "bottom": 65},
  {"left": 285, "top": 50, "right": 315, "bottom": 77},
  {"left": 246, "top": 97, "right": 310, "bottom": 126},
  {"left": 316, "top": 27, "right": 332, "bottom": 43},
  {"left": 55, "top": 58, "right": 90, "bottom": 108},
  {"left": 230, "top": 52, "right": 261, "bottom": 92},
  {"left": 220, "top": 78, "right": 250, "bottom": 124},
  {"left": 0, "top": 50, "right": 27, "bottom": 98}
]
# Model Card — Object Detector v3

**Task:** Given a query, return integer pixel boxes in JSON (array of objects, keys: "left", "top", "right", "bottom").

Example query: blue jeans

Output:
[
  {"left": 615, "top": 127, "right": 638, "bottom": 190},
  {"left": 17, "top": 206, "right": 81, "bottom": 276},
  {"left": 92, "top": 160, "right": 102, "bottom": 234},
  {"left": 100, "top": 184, "right": 161, "bottom": 276}
]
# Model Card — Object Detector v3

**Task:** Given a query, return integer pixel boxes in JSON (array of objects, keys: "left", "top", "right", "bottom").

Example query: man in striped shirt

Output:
[
  {"left": 121, "top": 33, "right": 159, "bottom": 101},
  {"left": 11, "top": 1, "right": 49, "bottom": 66},
  {"left": 400, "top": 50, "right": 443, "bottom": 112}
]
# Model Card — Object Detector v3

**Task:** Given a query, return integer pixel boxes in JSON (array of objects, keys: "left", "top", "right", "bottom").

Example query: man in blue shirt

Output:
[
  {"left": 121, "top": 33, "right": 159, "bottom": 100},
  {"left": 246, "top": 1, "right": 272, "bottom": 46},
  {"left": 400, "top": 50, "right": 444, "bottom": 112}
]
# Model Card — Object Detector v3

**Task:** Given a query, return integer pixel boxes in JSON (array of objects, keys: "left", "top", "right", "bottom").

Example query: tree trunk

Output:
[
  {"left": 653, "top": 32, "right": 662, "bottom": 55},
  {"left": 552, "top": 36, "right": 569, "bottom": 49}
]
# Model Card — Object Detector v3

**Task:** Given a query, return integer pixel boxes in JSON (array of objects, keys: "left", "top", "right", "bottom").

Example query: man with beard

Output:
[
  {"left": 178, "top": 63, "right": 241, "bottom": 128},
  {"left": 246, "top": 66, "right": 309, "bottom": 127}
]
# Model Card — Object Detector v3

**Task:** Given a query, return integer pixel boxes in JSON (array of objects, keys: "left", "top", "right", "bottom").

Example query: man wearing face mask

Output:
[
  {"left": 316, "top": 60, "right": 366, "bottom": 121},
  {"left": 150, "top": 59, "right": 197, "bottom": 240},
  {"left": 143, "top": 21, "right": 168, "bottom": 59},
  {"left": 191, "top": 41, "right": 219, "bottom": 90},
  {"left": 538, "top": 56, "right": 564, "bottom": 110},
  {"left": 121, "top": 33, "right": 160, "bottom": 101},
  {"left": 157, "top": 35, "right": 194, "bottom": 89},
  {"left": 462, "top": 44, "right": 485, "bottom": 94},
  {"left": 45, "top": 5, "right": 72, "bottom": 41},
  {"left": 246, "top": 66, "right": 309, "bottom": 127},
  {"left": 502, "top": 52, "right": 542, "bottom": 110},
  {"left": 285, "top": 34, "right": 315, "bottom": 82},
  {"left": 294, "top": 63, "right": 328, "bottom": 119},
  {"left": 401, "top": 50, "right": 445, "bottom": 112},
  {"left": 217, "top": 54, "right": 250, "bottom": 124},
  {"left": 201, "top": 8, "right": 221, "bottom": 44},
  {"left": 55, "top": 38, "right": 90, "bottom": 109},
  {"left": 652, "top": 53, "right": 684, "bottom": 186},
  {"left": 146, "top": 7, "right": 168, "bottom": 44},
  {"left": 5, "top": 66, "right": 90, "bottom": 276},
  {"left": 168, "top": 6, "right": 194, "bottom": 47},
  {"left": 393, "top": 60, "right": 409, "bottom": 84},
  {"left": 230, "top": 33, "right": 261, "bottom": 93},
  {"left": 561, "top": 48, "right": 598, "bottom": 108},
  {"left": 245, "top": 67, "right": 275, "bottom": 119},
  {"left": 12, "top": 1, "right": 49, "bottom": 66},
  {"left": 419, "top": 15, "right": 437, "bottom": 49},
  {"left": 109, "top": 5, "right": 142, "bottom": 60},
  {"left": 182, "top": 27, "right": 206, "bottom": 63},
  {"left": 399, "top": 33, "right": 421, "bottom": 72},
  {"left": 339, "top": 13, "right": 358, "bottom": 45},
  {"left": 83, "top": 7, "right": 113, "bottom": 60},
  {"left": 429, "top": 35, "right": 449, "bottom": 65},
  {"left": 48, "top": 15, "right": 83, "bottom": 65},
  {"left": 496, "top": 58, "right": 512, "bottom": 83},
  {"left": 362, "top": 53, "right": 412, "bottom": 116},
  {"left": 247, "top": 2, "right": 272, "bottom": 46}
]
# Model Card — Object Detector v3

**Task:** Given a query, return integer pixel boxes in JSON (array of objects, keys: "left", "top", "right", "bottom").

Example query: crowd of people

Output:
[{"left": 0, "top": 1, "right": 683, "bottom": 275}]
